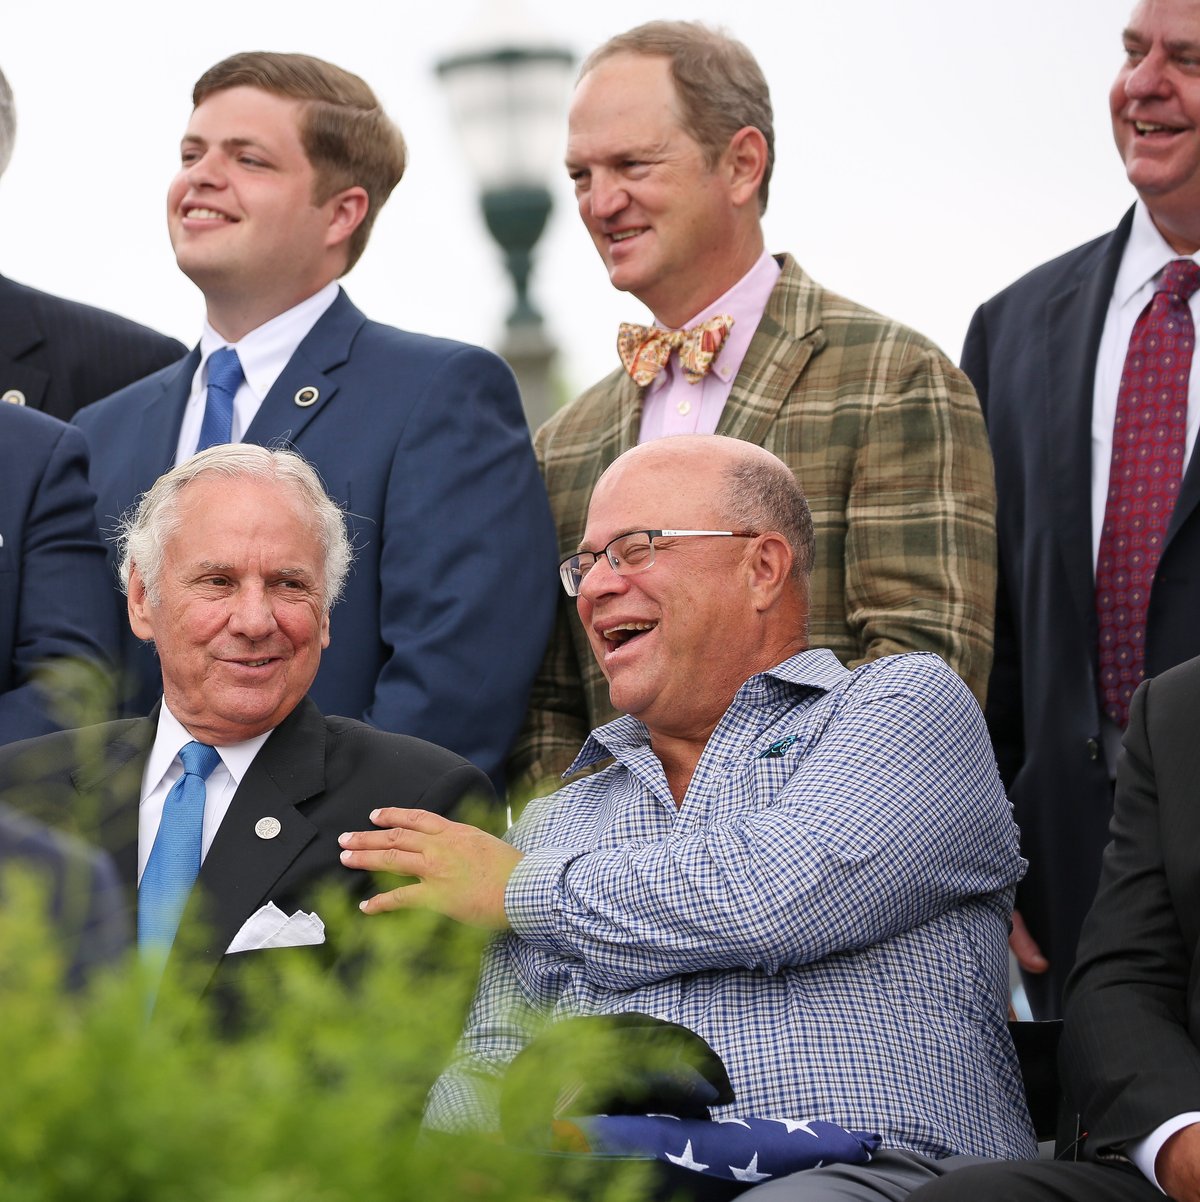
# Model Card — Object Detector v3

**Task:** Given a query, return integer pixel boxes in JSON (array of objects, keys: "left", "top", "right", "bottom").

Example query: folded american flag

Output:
[{"left": 558, "top": 1114, "right": 881, "bottom": 1184}]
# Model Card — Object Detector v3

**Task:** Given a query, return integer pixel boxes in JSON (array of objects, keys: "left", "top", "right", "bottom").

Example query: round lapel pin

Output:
[
  {"left": 255, "top": 816, "right": 282, "bottom": 840},
  {"left": 2, "top": 389, "right": 26, "bottom": 405},
  {"left": 294, "top": 386, "right": 319, "bottom": 408}
]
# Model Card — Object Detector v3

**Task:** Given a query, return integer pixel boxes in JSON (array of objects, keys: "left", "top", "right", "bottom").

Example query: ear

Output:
[
  {"left": 320, "top": 608, "right": 331, "bottom": 650},
  {"left": 723, "top": 126, "right": 768, "bottom": 210},
  {"left": 323, "top": 185, "right": 370, "bottom": 253},
  {"left": 127, "top": 566, "right": 156, "bottom": 642},
  {"left": 744, "top": 532, "right": 794, "bottom": 612}
]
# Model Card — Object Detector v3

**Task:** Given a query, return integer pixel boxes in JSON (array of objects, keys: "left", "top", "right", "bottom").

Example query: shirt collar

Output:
[
  {"left": 567, "top": 647, "right": 848, "bottom": 774},
  {"left": 144, "top": 700, "right": 274, "bottom": 794},
  {"left": 1112, "top": 201, "right": 1200, "bottom": 311},
  {"left": 198, "top": 280, "right": 340, "bottom": 402},
  {"left": 645, "top": 249, "right": 782, "bottom": 395}
]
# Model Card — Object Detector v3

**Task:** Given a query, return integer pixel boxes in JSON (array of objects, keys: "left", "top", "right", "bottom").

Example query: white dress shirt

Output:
[
  {"left": 174, "top": 281, "right": 339, "bottom": 464},
  {"left": 137, "top": 701, "right": 272, "bottom": 882}
]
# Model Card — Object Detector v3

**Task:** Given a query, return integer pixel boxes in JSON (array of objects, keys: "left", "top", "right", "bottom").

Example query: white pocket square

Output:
[{"left": 226, "top": 902, "right": 325, "bottom": 954}]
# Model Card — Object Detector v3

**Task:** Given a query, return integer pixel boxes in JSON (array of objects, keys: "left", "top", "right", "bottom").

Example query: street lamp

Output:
[{"left": 436, "top": 30, "right": 575, "bottom": 430}]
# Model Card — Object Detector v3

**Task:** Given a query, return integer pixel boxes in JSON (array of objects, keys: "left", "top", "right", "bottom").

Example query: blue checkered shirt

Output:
[{"left": 426, "top": 651, "right": 1036, "bottom": 1159}]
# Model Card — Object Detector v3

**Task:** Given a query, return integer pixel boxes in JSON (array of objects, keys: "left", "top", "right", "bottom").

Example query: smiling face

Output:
[
  {"left": 576, "top": 447, "right": 766, "bottom": 746},
  {"left": 128, "top": 474, "right": 330, "bottom": 745},
  {"left": 1111, "top": 0, "right": 1200, "bottom": 252},
  {"left": 566, "top": 53, "right": 760, "bottom": 327},
  {"left": 167, "top": 86, "right": 359, "bottom": 339}
]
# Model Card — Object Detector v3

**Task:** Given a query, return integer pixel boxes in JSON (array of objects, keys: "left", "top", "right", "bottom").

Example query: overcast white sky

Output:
[{"left": 2, "top": 0, "right": 1137, "bottom": 401}]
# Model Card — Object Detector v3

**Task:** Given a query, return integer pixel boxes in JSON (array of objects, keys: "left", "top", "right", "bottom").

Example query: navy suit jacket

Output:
[
  {"left": 0, "top": 274, "right": 184, "bottom": 419},
  {"left": 73, "top": 290, "right": 557, "bottom": 793},
  {"left": 0, "top": 405, "right": 118, "bottom": 745},
  {"left": 962, "top": 207, "right": 1200, "bottom": 1016},
  {"left": 0, "top": 696, "right": 493, "bottom": 1000}
]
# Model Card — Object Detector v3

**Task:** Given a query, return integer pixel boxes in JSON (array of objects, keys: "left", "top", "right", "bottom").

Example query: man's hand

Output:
[
  {"left": 1158, "top": 1123, "right": 1200, "bottom": 1201},
  {"left": 339, "top": 808, "right": 522, "bottom": 929},
  {"left": 1009, "top": 908, "right": 1049, "bottom": 974}
]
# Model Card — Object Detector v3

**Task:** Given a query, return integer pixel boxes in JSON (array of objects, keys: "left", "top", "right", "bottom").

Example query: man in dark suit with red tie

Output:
[{"left": 959, "top": 0, "right": 1200, "bottom": 1018}]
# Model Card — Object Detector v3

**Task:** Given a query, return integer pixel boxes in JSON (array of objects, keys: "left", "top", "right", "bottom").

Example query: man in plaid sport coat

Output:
[{"left": 508, "top": 21, "right": 996, "bottom": 798}]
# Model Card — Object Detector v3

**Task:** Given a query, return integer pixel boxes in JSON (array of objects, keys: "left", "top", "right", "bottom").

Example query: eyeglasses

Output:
[{"left": 559, "top": 529, "right": 759, "bottom": 597}]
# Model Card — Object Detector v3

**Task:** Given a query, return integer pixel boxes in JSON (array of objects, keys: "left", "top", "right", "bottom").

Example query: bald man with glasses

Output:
[{"left": 340, "top": 435, "right": 1034, "bottom": 1200}]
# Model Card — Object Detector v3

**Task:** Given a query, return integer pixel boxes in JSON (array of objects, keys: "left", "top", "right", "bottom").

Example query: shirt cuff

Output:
[
  {"left": 504, "top": 846, "right": 580, "bottom": 943},
  {"left": 1129, "top": 1113, "right": 1200, "bottom": 1192}
]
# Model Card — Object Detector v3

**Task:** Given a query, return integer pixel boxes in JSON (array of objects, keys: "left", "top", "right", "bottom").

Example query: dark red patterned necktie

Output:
[{"left": 1096, "top": 258, "right": 1200, "bottom": 727}]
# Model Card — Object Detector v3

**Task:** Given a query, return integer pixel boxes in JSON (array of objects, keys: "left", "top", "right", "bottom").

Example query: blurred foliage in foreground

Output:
[{"left": 0, "top": 872, "right": 653, "bottom": 1202}]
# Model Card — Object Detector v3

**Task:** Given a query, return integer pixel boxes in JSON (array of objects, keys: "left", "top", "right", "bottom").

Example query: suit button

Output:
[{"left": 1086, "top": 738, "right": 1100, "bottom": 761}]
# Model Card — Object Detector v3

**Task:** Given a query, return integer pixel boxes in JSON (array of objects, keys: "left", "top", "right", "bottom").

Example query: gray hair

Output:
[
  {"left": 721, "top": 455, "right": 814, "bottom": 584},
  {"left": 116, "top": 444, "right": 353, "bottom": 611},
  {"left": 580, "top": 21, "right": 774, "bottom": 214},
  {"left": 0, "top": 67, "right": 14, "bottom": 180}
]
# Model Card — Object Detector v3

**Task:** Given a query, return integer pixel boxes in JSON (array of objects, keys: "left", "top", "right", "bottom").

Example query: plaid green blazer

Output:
[{"left": 508, "top": 255, "right": 996, "bottom": 798}]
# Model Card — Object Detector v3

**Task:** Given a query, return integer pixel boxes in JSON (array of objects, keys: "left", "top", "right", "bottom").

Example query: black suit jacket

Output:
[
  {"left": 962, "top": 207, "right": 1200, "bottom": 1016},
  {"left": 0, "top": 696, "right": 494, "bottom": 999},
  {"left": 1062, "top": 655, "right": 1200, "bottom": 1155},
  {"left": 0, "top": 274, "right": 185, "bottom": 419}
]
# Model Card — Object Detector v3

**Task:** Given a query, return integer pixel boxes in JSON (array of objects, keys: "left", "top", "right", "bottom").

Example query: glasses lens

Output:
[
  {"left": 559, "top": 554, "right": 593, "bottom": 597},
  {"left": 610, "top": 532, "right": 654, "bottom": 574}
]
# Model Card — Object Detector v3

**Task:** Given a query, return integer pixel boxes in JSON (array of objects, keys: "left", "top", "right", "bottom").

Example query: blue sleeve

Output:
[
  {"left": 0, "top": 419, "right": 119, "bottom": 743},
  {"left": 364, "top": 344, "right": 557, "bottom": 795}
]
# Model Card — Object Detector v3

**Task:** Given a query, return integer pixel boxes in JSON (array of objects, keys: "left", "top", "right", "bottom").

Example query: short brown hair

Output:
[
  {"left": 193, "top": 52, "right": 407, "bottom": 271},
  {"left": 581, "top": 22, "right": 774, "bottom": 214}
]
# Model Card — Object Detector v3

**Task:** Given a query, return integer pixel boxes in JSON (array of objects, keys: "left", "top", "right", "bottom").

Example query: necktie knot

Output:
[
  {"left": 618, "top": 315, "right": 735, "bottom": 388},
  {"left": 179, "top": 739, "right": 221, "bottom": 780},
  {"left": 1158, "top": 258, "right": 1200, "bottom": 303},
  {"left": 196, "top": 346, "right": 244, "bottom": 452}
]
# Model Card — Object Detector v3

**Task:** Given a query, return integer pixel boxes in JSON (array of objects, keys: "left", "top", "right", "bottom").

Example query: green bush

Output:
[{"left": 0, "top": 876, "right": 653, "bottom": 1202}]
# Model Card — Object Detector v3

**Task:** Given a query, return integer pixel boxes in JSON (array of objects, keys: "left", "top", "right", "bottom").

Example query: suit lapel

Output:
[
  {"left": 1044, "top": 212, "right": 1132, "bottom": 639},
  {"left": 718, "top": 255, "right": 822, "bottom": 444},
  {"left": 0, "top": 279, "right": 49, "bottom": 409},
  {"left": 130, "top": 350, "right": 199, "bottom": 493},
  {"left": 179, "top": 699, "right": 327, "bottom": 988},
  {"left": 242, "top": 290, "right": 364, "bottom": 449}
]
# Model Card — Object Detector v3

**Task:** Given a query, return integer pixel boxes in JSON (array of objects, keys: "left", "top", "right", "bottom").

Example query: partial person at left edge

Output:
[
  {"left": 0, "top": 404, "right": 118, "bottom": 745},
  {"left": 0, "top": 67, "right": 185, "bottom": 418},
  {"left": 72, "top": 51, "right": 556, "bottom": 795}
]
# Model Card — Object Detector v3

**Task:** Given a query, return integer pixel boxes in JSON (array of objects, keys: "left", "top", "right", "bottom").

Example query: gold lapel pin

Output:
[{"left": 2, "top": 389, "right": 26, "bottom": 405}]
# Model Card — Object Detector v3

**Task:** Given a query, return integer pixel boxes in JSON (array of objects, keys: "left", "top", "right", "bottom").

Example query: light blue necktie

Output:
[
  {"left": 196, "top": 346, "right": 243, "bottom": 451},
  {"left": 138, "top": 740, "right": 221, "bottom": 952}
]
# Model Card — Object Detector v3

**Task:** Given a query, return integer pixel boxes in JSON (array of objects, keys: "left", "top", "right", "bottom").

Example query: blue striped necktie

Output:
[
  {"left": 138, "top": 740, "right": 221, "bottom": 952},
  {"left": 196, "top": 346, "right": 243, "bottom": 451}
]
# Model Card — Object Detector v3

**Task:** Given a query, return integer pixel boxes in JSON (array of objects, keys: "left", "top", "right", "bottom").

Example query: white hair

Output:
[
  {"left": 115, "top": 443, "right": 353, "bottom": 611},
  {"left": 0, "top": 67, "right": 14, "bottom": 179}
]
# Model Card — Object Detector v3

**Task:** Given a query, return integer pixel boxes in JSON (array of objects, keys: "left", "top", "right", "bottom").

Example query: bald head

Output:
[
  {"left": 592, "top": 435, "right": 814, "bottom": 586},
  {"left": 577, "top": 435, "right": 811, "bottom": 746}
]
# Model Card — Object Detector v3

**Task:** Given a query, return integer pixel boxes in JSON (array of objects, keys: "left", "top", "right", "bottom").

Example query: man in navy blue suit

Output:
[
  {"left": 73, "top": 52, "right": 557, "bottom": 794},
  {"left": 0, "top": 404, "right": 116, "bottom": 745},
  {"left": 961, "top": 0, "right": 1200, "bottom": 1019}
]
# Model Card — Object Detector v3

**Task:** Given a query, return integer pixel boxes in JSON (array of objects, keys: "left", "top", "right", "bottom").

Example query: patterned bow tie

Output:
[{"left": 618, "top": 315, "right": 735, "bottom": 387}]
